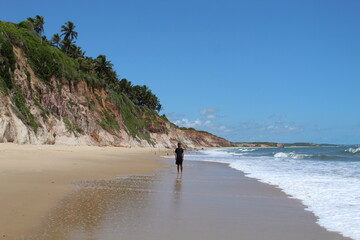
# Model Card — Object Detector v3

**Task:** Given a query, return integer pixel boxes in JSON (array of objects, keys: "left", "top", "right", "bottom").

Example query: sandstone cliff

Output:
[{"left": 0, "top": 20, "right": 230, "bottom": 149}]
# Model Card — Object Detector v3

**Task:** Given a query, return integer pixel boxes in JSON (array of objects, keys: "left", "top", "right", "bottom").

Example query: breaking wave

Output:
[
  {"left": 345, "top": 147, "right": 360, "bottom": 154},
  {"left": 186, "top": 146, "right": 360, "bottom": 240}
]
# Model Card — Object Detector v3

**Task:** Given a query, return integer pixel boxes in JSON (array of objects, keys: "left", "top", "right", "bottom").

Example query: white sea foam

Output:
[
  {"left": 345, "top": 147, "right": 360, "bottom": 154},
  {"left": 238, "top": 148, "right": 257, "bottom": 152},
  {"left": 186, "top": 148, "right": 360, "bottom": 240},
  {"left": 274, "top": 152, "right": 309, "bottom": 159}
]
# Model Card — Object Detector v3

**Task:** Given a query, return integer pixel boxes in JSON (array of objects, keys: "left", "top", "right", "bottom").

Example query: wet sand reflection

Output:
[
  {"left": 30, "top": 176, "right": 155, "bottom": 240},
  {"left": 173, "top": 174, "right": 182, "bottom": 206}
]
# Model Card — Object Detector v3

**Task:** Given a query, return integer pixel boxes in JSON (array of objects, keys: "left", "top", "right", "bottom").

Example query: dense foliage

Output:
[
  {"left": 0, "top": 32, "right": 15, "bottom": 93},
  {"left": 0, "top": 16, "right": 162, "bottom": 112}
]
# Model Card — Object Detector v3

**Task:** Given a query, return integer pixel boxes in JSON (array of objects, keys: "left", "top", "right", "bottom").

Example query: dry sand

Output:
[{"left": 0, "top": 143, "right": 170, "bottom": 239}]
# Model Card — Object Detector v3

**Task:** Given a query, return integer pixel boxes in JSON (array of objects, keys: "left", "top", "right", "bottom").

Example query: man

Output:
[{"left": 174, "top": 142, "right": 184, "bottom": 173}]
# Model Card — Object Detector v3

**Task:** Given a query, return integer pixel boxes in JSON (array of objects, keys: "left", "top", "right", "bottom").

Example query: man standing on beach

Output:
[{"left": 175, "top": 143, "right": 184, "bottom": 173}]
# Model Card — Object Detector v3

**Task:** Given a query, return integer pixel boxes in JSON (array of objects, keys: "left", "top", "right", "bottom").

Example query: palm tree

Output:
[
  {"left": 61, "top": 21, "right": 78, "bottom": 41},
  {"left": 94, "top": 55, "right": 117, "bottom": 86},
  {"left": 155, "top": 102, "right": 162, "bottom": 112},
  {"left": 118, "top": 78, "right": 133, "bottom": 94},
  {"left": 34, "top": 15, "right": 45, "bottom": 36},
  {"left": 78, "top": 57, "right": 96, "bottom": 73},
  {"left": 61, "top": 38, "right": 73, "bottom": 54},
  {"left": 51, "top": 33, "right": 61, "bottom": 48},
  {"left": 27, "top": 15, "right": 45, "bottom": 36},
  {"left": 71, "top": 46, "right": 85, "bottom": 59},
  {"left": 95, "top": 55, "right": 113, "bottom": 74},
  {"left": 41, "top": 36, "right": 50, "bottom": 44}
]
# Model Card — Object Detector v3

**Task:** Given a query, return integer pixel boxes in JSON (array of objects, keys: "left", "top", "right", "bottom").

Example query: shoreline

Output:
[
  {"left": 0, "top": 143, "right": 171, "bottom": 239},
  {"left": 28, "top": 159, "right": 352, "bottom": 240},
  {"left": 202, "top": 161, "right": 354, "bottom": 240},
  {"left": 186, "top": 147, "right": 357, "bottom": 240}
]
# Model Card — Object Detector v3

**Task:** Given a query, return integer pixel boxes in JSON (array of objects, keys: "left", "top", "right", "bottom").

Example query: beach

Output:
[
  {"left": 0, "top": 144, "right": 354, "bottom": 240},
  {"left": 0, "top": 144, "right": 167, "bottom": 239}
]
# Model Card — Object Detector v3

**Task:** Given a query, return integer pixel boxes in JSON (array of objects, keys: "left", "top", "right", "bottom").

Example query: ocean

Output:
[{"left": 185, "top": 146, "right": 360, "bottom": 240}]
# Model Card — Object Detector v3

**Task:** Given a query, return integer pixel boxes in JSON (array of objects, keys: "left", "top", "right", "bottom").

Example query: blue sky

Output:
[{"left": 2, "top": 0, "right": 360, "bottom": 144}]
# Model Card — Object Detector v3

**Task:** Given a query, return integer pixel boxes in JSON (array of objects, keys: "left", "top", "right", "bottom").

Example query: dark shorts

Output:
[{"left": 176, "top": 159, "right": 183, "bottom": 165}]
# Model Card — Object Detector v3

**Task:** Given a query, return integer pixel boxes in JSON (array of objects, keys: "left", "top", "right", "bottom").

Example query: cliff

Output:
[{"left": 0, "top": 20, "right": 230, "bottom": 149}]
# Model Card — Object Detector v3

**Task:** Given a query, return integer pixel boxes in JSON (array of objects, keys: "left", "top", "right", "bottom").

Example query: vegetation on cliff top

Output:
[
  {"left": 0, "top": 16, "right": 161, "bottom": 112},
  {"left": 0, "top": 16, "right": 228, "bottom": 145},
  {"left": 0, "top": 16, "right": 165, "bottom": 139}
]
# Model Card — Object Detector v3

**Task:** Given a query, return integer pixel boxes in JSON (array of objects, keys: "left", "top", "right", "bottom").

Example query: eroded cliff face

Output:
[{"left": 0, "top": 47, "right": 230, "bottom": 149}]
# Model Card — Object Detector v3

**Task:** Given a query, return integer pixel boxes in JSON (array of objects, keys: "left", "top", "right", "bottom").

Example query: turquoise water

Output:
[{"left": 186, "top": 146, "right": 360, "bottom": 240}]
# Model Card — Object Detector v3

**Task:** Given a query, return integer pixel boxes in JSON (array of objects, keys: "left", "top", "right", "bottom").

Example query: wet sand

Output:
[
  {"left": 28, "top": 160, "right": 352, "bottom": 240},
  {"left": 0, "top": 144, "right": 168, "bottom": 239}
]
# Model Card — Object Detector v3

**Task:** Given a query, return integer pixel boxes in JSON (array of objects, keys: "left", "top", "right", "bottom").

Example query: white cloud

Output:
[
  {"left": 266, "top": 125, "right": 276, "bottom": 130},
  {"left": 204, "top": 120, "right": 212, "bottom": 125},
  {"left": 262, "top": 124, "right": 301, "bottom": 132},
  {"left": 173, "top": 118, "right": 202, "bottom": 128},
  {"left": 284, "top": 125, "right": 300, "bottom": 131},
  {"left": 200, "top": 108, "right": 219, "bottom": 120},
  {"left": 219, "top": 125, "right": 231, "bottom": 132},
  {"left": 169, "top": 108, "right": 231, "bottom": 136},
  {"left": 173, "top": 118, "right": 231, "bottom": 133},
  {"left": 207, "top": 114, "right": 216, "bottom": 119},
  {"left": 237, "top": 116, "right": 303, "bottom": 135},
  {"left": 200, "top": 108, "right": 218, "bottom": 115}
]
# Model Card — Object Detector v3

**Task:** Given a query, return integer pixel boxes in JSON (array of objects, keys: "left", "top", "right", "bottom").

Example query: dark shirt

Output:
[{"left": 175, "top": 148, "right": 184, "bottom": 160}]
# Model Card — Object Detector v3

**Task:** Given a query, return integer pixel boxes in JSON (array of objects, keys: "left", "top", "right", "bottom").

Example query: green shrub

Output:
[
  {"left": 11, "top": 87, "right": 38, "bottom": 131},
  {"left": 34, "top": 98, "right": 50, "bottom": 120},
  {"left": 0, "top": 21, "right": 78, "bottom": 82},
  {"left": 17, "top": 20, "right": 33, "bottom": 31},
  {"left": 0, "top": 34, "right": 16, "bottom": 93},
  {"left": 63, "top": 117, "right": 84, "bottom": 136},
  {"left": 85, "top": 96, "right": 95, "bottom": 110},
  {"left": 108, "top": 90, "right": 140, "bottom": 136},
  {"left": 94, "top": 92, "right": 103, "bottom": 107},
  {"left": 107, "top": 89, "right": 158, "bottom": 144},
  {"left": 97, "top": 110, "right": 120, "bottom": 132},
  {"left": 160, "top": 114, "right": 169, "bottom": 122}
]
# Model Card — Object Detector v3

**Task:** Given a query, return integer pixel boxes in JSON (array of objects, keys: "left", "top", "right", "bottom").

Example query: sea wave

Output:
[
  {"left": 188, "top": 147, "right": 360, "bottom": 240},
  {"left": 273, "top": 152, "right": 342, "bottom": 160},
  {"left": 200, "top": 149, "right": 250, "bottom": 157},
  {"left": 274, "top": 152, "right": 309, "bottom": 159},
  {"left": 238, "top": 148, "right": 257, "bottom": 152},
  {"left": 345, "top": 147, "right": 360, "bottom": 154},
  {"left": 228, "top": 158, "right": 360, "bottom": 240}
]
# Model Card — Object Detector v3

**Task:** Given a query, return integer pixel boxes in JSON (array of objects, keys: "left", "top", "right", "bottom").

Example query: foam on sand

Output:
[{"left": 187, "top": 147, "right": 360, "bottom": 240}]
